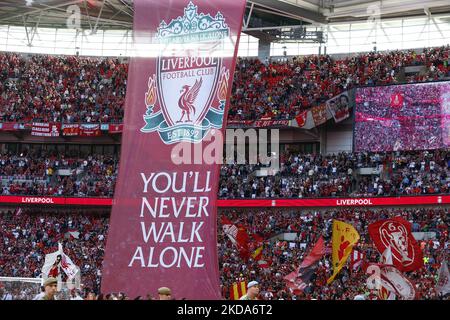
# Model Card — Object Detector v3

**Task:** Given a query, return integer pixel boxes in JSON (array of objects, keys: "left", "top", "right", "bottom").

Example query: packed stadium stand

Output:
[{"left": 0, "top": 0, "right": 449, "bottom": 301}]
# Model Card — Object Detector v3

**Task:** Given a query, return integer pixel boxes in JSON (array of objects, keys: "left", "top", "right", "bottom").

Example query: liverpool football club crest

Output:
[{"left": 141, "top": 1, "right": 231, "bottom": 144}]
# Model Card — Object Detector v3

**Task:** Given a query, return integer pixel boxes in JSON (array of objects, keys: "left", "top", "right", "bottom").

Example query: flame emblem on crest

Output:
[
  {"left": 145, "top": 74, "right": 157, "bottom": 108},
  {"left": 217, "top": 67, "right": 229, "bottom": 102}
]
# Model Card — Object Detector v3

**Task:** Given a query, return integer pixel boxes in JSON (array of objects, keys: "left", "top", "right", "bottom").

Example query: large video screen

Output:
[{"left": 354, "top": 81, "right": 450, "bottom": 152}]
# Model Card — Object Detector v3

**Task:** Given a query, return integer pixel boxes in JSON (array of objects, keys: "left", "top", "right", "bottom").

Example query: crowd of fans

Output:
[
  {"left": 354, "top": 82, "right": 446, "bottom": 152},
  {"left": 0, "top": 54, "right": 126, "bottom": 123},
  {"left": 219, "top": 207, "right": 449, "bottom": 300},
  {"left": 1, "top": 46, "right": 449, "bottom": 123},
  {"left": 0, "top": 150, "right": 118, "bottom": 197},
  {"left": 0, "top": 207, "right": 447, "bottom": 300},
  {"left": 229, "top": 46, "right": 449, "bottom": 121},
  {"left": 0, "top": 210, "right": 108, "bottom": 297},
  {"left": 220, "top": 149, "right": 450, "bottom": 199},
  {"left": 0, "top": 148, "right": 447, "bottom": 199}
]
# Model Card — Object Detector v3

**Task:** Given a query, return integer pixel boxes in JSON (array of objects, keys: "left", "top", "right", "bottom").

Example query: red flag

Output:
[
  {"left": 295, "top": 111, "right": 307, "bottom": 127},
  {"left": 62, "top": 124, "right": 80, "bottom": 136},
  {"left": 368, "top": 216, "right": 423, "bottom": 272},
  {"left": 221, "top": 217, "right": 250, "bottom": 259},
  {"left": 31, "top": 123, "right": 61, "bottom": 137},
  {"left": 284, "top": 236, "right": 326, "bottom": 294},
  {"left": 108, "top": 124, "right": 124, "bottom": 134},
  {"left": 390, "top": 93, "right": 403, "bottom": 108},
  {"left": 80, "top": 124, "right": 101, "bottom": 137}
]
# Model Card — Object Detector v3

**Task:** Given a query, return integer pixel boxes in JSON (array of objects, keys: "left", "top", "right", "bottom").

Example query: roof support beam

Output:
[
  {"left": 245, "top": 3, "right": 255, "bottom": 29},
  {"left": 91, "top": 0, "right": 106, "bottom": 34},
  {"left": 248, "top": 0, "right": 326, "bottom": 24}
]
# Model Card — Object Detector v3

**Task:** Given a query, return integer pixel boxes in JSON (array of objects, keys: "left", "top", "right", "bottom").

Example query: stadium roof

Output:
[{"left": 0, "top": 0, "right": 449, "bottom": 31}]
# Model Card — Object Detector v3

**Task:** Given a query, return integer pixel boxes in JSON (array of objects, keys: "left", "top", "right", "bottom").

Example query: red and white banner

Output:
[
  {"left": 62, "top": 124, "right": 80, "bottom": 136},
  {"left": 311, "top": 104, "right": 328, "bottom": 126},
  {"left": 436, "top": 261, "right": 450, "bottom": 296},
  {"left": 226, "top": 119, "right": 290, "bottom": 128},
  {"left": 222, "top": 216, "right": 250, "bottom": 258},
  {"left": 350, "top": 249, "right": 365, "bottom": 272},
  {"left": 31, "top": 122, "right": 61, "bottom": 137},
  {"left": 42, "top": 243, "right": 79, "bottom": 281},
  {"left": 108, "top": 123, "right": 124, "bottom": 134},
  {"left": 380, "top": 265, "right": 416, "bottom": 300},
  {"left": 57, "top": 243, "right": 79, "bottom": 279},
  {"left": 253, "top": 119, "right": 290, "bottom": 127},
  {"left": 365, "top": 262, "right": 415, "bottom": 300},
  {"left": 295, "top": 111, "right": 307, "bottom": 127},
  {"left": 101, "top": 0, "right": 246, "bottom": 299},
  {"left": 368, "top": 217, "right": 423, "bottom": 272},
  {"left": 326, "top": 91, "right": 350, "bottom": 123},
  {"left": 80, "top": 124, "right": 101, "bottom": 136}
]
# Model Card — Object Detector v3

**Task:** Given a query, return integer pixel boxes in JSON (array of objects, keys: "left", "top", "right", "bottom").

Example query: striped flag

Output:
[
  {"left": 229, "top": 281, "right": 247, "bottom": 300},
  {"left": 350, "top": 249, "right": 365, "bottom": 272}
]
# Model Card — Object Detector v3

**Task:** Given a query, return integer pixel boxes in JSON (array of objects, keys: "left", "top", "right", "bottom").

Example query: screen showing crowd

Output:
[{"left": 354, "top": 81, "right": 450, "bottom": 152}]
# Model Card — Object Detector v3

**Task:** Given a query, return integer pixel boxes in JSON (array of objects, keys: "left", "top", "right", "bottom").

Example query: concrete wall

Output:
[{"left": 322, "top": 117, "right": 353, "bottom": 154}]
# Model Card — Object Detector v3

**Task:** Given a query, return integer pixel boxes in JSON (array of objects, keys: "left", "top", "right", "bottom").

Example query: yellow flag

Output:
[{"left": 327, "top": 220, "right": 360, "bottom": 284}]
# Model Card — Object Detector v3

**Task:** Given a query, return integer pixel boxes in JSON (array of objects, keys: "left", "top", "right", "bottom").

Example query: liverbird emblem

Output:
[
  {"left": 177, "top": 78, "right": 203, "bottom": 123},
  {"left": 140, "top": 1, "right": 231, "bottom": 144}
]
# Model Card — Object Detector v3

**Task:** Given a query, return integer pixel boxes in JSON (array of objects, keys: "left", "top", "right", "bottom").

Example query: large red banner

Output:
[
  {"left": 31, "top": 122, "right": 61, "bottom": 137},
  {"left": 101, "top": 0, "right": 246, "bottom": 299},
  {"left": 80, "top": 124, "right": 101, "bottom": 136},
  {"left": 62, "top": 124, "right": 80, "bottom": 136},
  {"left": 368, "top": 217, "right": 424, "bottom": 272}
]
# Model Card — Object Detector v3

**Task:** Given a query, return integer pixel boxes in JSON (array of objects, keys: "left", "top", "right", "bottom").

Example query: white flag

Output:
[
  {"left": 381, "top": 266, "right": 416, "bottom": 300},
  {"left": 381, "top": 246, "right": 393, "bottom": 265},
  {"left": 436, "top": 261, "right": 450, "bottom": 296},
  {"left": 58, "top": 243, "right": 79, "bottom": 280},
  {"left": 42, "top": 249, "right": 61, "bottom": 278}
]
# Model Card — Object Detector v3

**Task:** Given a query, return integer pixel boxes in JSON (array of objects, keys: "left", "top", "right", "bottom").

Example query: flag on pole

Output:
[
  {"left": 377, "top": 246, "right": 397, "bottom": 300},
  {"left": 58, "top": 243, "right": 78, "bottom": 280},
  {"left": 285, "top": 236, "right": 326, "bottom": 293},
  {"left": 436, "top": 260, "right": 450, "bottom": 296},
  {"left": 350, "top": 249, "right": 365, "bottom": 272},
  {"left": 327, "top": 220, "right": 360, "bottom": 284},
  {"left": 221, "top": 217, "right": 249, "bottom": 257},
  {"left": 222, "top": 216, "right": 264, "bottom": 260}
]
